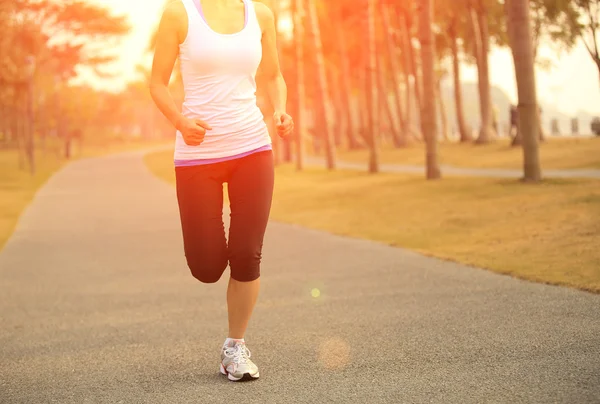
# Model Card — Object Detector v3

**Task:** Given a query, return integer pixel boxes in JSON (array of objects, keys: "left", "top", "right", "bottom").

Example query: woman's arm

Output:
[
  {"left": 149, "top": 2, "right": 185, "bottom": 129},
  {"left": 255, "top": 2, "right": 294, "bottom": 138},
  {"left": 149, "top": 2, "right": 210, "bottom": 145}
]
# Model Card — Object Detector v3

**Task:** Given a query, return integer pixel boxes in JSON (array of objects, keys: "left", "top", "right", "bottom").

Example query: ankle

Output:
[{"left": 224, "top": 337, "right": 245, "bottom": 347}]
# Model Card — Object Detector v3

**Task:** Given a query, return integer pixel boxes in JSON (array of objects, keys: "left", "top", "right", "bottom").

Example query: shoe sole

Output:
[{"left": 220, "top": 363, "right": 260, "bottom": 382}]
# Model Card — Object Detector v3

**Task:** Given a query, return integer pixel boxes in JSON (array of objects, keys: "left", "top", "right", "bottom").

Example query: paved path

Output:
[
  {"left": 306, "top": 157, "right": 600, "bottom": 179},
  {"left": 1, "top": 152, "right": 599, "bottom": 404}
]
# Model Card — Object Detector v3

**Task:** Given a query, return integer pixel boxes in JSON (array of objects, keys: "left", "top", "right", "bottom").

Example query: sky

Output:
[{"left": 86, "top": 0, "right": 600, "bottom": 116}]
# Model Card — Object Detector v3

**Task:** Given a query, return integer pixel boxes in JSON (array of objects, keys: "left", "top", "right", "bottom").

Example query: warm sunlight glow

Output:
[
  {"left": 83, "top": 0, "right": 600, "bottom": 115},
  {"left": 278, "top": 15, "right": 293, "bottom": 41},
  {"left": 311, "top": 288, "right": 321, "bottom": 298}
]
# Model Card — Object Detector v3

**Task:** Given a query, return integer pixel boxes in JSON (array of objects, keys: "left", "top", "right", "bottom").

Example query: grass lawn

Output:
[
  {"left": 336, "top": 136, "right": 600, "bottom": 170},
  {"left": 0, "top": 139, "right": 170, "bottom": 251},
  {"left": 146, "top": 149, "right": 600, "bottom": 293}
]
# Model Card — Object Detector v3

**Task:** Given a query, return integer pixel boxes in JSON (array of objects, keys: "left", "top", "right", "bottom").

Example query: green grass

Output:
[
  {"left": 145, "top": 149, "right": 600, "bottom": 292},
  {"left": 0, "top": 150, "right": 63, "bottom": 250},
  {"left": 0, "top": 139, "right": 170, "bottom": 250},
  {"left": 336, "top": 136, "right": 600, "bottom": 170}
]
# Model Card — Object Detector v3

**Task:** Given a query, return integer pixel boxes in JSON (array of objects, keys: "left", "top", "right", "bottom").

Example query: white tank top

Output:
[{"left": 174, "top": 0, "right": 271, "bottom": 163}]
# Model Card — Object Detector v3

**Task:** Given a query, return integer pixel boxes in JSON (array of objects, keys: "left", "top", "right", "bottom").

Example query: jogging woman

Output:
[{"left": 150, "top": 0, "right": 293, "bottom": 382}]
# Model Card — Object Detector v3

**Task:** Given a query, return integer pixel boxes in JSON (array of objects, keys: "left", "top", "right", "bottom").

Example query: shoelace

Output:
[{"left": 224, "top": 344, "right": 252, "bottom": 365}]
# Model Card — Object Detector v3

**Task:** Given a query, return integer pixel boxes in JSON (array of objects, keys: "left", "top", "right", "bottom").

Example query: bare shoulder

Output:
[
  {"left": 159, "top": 0, "right": 188, "bottom": 42},
  {"left": 162, "top": 0, "right": 187, "bottom": 23},
  {"left": 253, "top": 1, "right": 274, "bottom": 31}
]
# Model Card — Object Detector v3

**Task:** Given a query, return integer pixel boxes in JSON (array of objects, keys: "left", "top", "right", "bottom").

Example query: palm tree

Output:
[
  {"left": 305, "top": 0, "right": 336, "bottom": 169},
  {"left": 406, "top": 11, "right": 424, "bottom": 140},
  {"left": 380, "top": 0, "right": 407, "bottom": 147},
  {"left": 418, "top": 0, "right": 441, "bottom": 179},
  {"left": 397, "top": 10, "right": 415, "bottom": 139},
  {"left": 333, "top": 6, "right": 361, "bottom": 150},
  {"left": 468, "top": 0, "right": 496, "bottom": 144},
  {"left": 447, "top": 10, "right": 472, "bottom": 142},
  {"left": 505, "top": 0, "right": 541, "bottom": 181},
  {"left": 292, "top": 0, "right": 305, "bottom": 170},
  {"left": 365, "top": 0, "right": 379, "bottom": 173}
]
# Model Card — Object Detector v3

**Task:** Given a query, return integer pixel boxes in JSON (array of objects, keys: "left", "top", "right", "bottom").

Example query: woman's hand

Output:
[
  {"left": 176, "top": 116, "right": 212, "bottom": 146},
  {"left": 273, "top": 111, "right": 294, "bottom": 139}
]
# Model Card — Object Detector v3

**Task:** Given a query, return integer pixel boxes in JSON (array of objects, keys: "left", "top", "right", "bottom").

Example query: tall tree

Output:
[
  {"left": 292, "top": 0, "right": 305, "bottom": 170},
  {"left": 377, "top": 51, "right": 401, "bottom": 147},
  {"left": 418, "top": 0, "right": 441, "bottom": 179},
  {"left": 0, "top": 0, "right": 129, "bottom": 173},
  {"left": 306, "top": 0, "right": 336, "bottom": 169},
  {"left": 376, "top": 6, "right": 402, "bottom": 147},
  {"left": 438, "top": 0, "right": 473, "bottom": 142},
  {"left": 270, "top": 0, "right": 284, "bottom": 165},
  {"left": 391, "top": 7, "right": 416, "bottom": 140},
  {"left": 436, "top": 71, "right": 450, "bottom": 141},
  {"left": 333, "top": 5, "right": 361, "bottom": 150},
  {"left": 468, "top": 0, "right": 496, "bottom": 144},
  {"left": 380, "top": 0, "right": 407, "bottom": 147},
  {"left": 365, "top": 0, "right": 380, "bottom": 173},
  {"left": 506, "top": 0, "right": 542, "bottom": 182},
  {"left": 405, "top": 9, "right": 424, "bottom": 140}
]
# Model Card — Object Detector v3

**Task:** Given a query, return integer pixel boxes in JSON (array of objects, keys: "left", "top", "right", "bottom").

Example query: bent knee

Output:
[
  {"left": 229, "top": 254, "right": 261, "bottom": 282},
  {"left": 187, "top": 257, "right": 228, "bottom": 284}
]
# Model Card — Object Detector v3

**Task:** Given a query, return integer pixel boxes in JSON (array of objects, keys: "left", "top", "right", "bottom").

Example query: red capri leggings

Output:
[{"left": 175, "top": 150, "right": 274, "bottom": 283}]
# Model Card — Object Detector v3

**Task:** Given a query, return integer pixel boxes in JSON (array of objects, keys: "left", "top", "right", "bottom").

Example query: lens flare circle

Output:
[{"left": 318, "top": 337, "right": 351, "bottom": 370}]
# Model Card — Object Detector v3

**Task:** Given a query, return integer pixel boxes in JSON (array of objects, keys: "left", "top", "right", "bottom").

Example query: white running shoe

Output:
[{"left": 220, "top": 341, "right": 260, "bottom": 382}]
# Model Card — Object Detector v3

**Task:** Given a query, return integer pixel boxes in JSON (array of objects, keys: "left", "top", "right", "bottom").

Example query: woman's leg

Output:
[
  {"left": 226, "top": 151, "right": 274, "bottom": 339},
  {"left": 226, "top": 278, "right": 260, "bottom": 339},
  {"left": 175, "top": 164, "right": 229, "bottom": 284}
]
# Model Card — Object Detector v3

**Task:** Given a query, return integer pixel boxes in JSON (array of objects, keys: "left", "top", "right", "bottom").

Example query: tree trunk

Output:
[
  {"left": 335, "top": 13, "right": 361, "bottom": 149},
  {"left": 437, "top": 77, "right": 450, "bottom": 141},
  {"left": 407, "top": 18, "right": 423, "bottom": 139},
  {"left": 270, "top": 0, "right": 283, "bottom": 164},
  {"left": 23, "top": 79, "right": 35, "bottom": 175},
  {"left": 418, "top": 0, "right": 441, "bottom": 179},
  {"left": 449, "top": 21, "right": 472, "bottom": 142},
  {"left": 293, "top": 0, "right": 305, "bottom": 170},
  {"left": 378, "top": 63, "right": 398, "bottom": 146},
  {"left": 398, "top": 12, "right": 414, "bottom": 138},
  {"left": 472, "top": 1, "right": 495, "bottom": 143},
  {"left": 376, "top": 32, "right": 401, "bottom": 147},
  {"left": 15, "top": 105, "right": 26, "bottom": 170},
  {"left": 357, "top": 65, "right": 368, "bottom": 144},
  {"left": 328, "top": 64, "right": 343, "bottom": 147},
  {"left": 306, "top": 0, "right": 336, "bottom": 169},
  {"left": 506, "top": 0, "right": 541, "bottom": 182},
  {"left": 380, "top": 1, "right": 407, "bottom": 147},
  {"left": 273, "top": 0, "right": 293, "bottom": 163},
  {"left": 366, "top": 0, "right": 379, "bottom": 173}
]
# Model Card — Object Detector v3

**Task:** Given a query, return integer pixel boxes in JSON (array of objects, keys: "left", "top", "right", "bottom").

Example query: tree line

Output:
[
  {"left": 261, "top": 0, "right": 599, "bottom": 181},
  {"left": 3, "top": 0, "right": 599, "bottom": 183},
  {"left": 0, "top": 0, "right": 163, "bottom": 174}
]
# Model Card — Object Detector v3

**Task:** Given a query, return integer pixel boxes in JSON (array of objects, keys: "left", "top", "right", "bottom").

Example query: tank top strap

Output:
[
  {"left": 242, "top": 0, "right": 250, "bottom": 27},
  {"left": 244, "top": 0, "right": 261, "bottom": 34},
  {"left": 178, "top": 0, "right": 200, "bottom": 25},
  {"left": 189, "top": 0, "right": 204, "bottom": 20}
]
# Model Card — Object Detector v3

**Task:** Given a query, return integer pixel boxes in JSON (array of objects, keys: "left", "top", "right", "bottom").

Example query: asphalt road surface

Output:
[{"left": 1, "top": 151, "right": 599, "bottom": 404}]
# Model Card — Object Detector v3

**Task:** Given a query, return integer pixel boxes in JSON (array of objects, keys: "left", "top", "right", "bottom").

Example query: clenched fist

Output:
[{"left": 176, "top": 116, "right": 212, "bottom": 146}]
